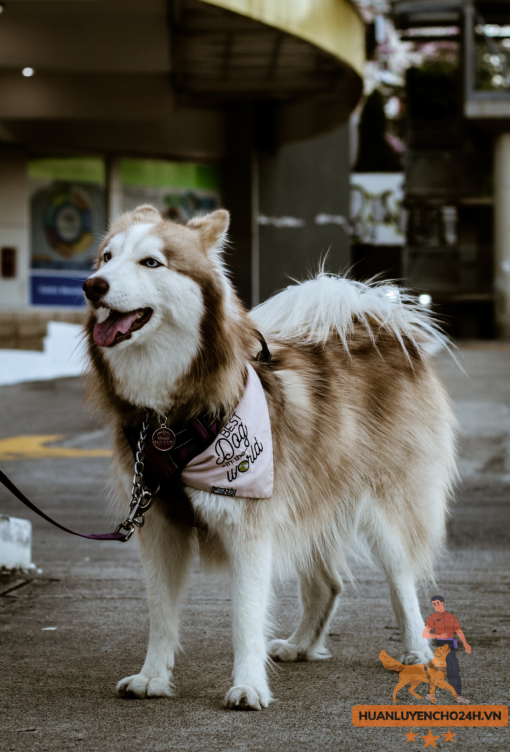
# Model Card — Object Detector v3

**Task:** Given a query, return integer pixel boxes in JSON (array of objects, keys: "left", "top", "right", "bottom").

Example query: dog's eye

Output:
[
  {"left": 103, "top": 251, "right": 112, "bottom": 263},
  {"left": 140, "top": 258, "right": 162, "bottom": 268}
]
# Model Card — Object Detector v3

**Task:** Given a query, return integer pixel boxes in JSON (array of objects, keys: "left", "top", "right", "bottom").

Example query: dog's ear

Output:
[
  {"left": 131, "top": 204, "right": 162, "bottom": 223},
  {"left": 187, "top": 209, "right": 230, "bottom": 257}
]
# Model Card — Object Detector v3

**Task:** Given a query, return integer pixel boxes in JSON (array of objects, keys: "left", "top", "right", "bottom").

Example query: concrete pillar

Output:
[
  {"left": 222, "top": 112, "right": 351, "bottom": 309},
  {"left": 0, "top": 146, "right": 29, "bottom": 310},
  {"left": 258, "top": 123, "right": 351, "bottom": 303},
  {"left": 222, "top": 104, "right": 258, "bottom": 308},
  {"left": 494, "top": 133, "right": 510, "bottom": 337},
  {"left": 106, "top": 155, "right": 123, "bottom": 227}
]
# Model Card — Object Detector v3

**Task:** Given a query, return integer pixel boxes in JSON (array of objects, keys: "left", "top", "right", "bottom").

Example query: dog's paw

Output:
[
  {"left": 306, "top": 645, "right": 332, "bottom": 661},
  {"left": 116, "top": 673, "right": 173, "bottom": 699},
  {"left": 400, "top": 648, "right": 434, "bottom": 665},
  {"left": 268, "top": 639, "right": 303, "bottom": 662},
  {"left": 269, "top": 639, "right": 331, "bottom": 662},
  {"left": 224, "top": 684, "right": 271, "bottom": 711}
]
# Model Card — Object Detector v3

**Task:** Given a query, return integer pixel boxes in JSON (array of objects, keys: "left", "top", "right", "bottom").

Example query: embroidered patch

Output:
[
  {"left": 211, "top": 486, "right": 236, "bottom": 497},
  {"left": 181, "top": 364, "right": 274, "bottom": 499}
]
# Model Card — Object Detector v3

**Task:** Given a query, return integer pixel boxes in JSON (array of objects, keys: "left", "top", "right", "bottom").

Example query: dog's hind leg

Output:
[
  {"left": 269, "top": 559, "right": 342, "bottom": 662},
  {"left": 393, "top": 676, "right": 409, "bottom": 704},
  {"left": 408, "top": 677, "right": 423, "bottom": 699},
  {"left": 117, "top": 503, "right": 193, "bottom": 699},
  {"left": 383, "top": 557, "right": 433, "bottom": 665},
  {"left": 364, "top": 509, "right": 434, "bottom": 665}
]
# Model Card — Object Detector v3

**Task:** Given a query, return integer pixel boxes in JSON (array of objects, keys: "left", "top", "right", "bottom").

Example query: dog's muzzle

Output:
[{"left": 83, "top": 276, "right": 109, "bottom": 303}]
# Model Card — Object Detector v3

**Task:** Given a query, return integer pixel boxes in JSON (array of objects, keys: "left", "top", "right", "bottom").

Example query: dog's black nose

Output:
[{"left": 83, "top": 276, "right": 109, "bottom": 302}]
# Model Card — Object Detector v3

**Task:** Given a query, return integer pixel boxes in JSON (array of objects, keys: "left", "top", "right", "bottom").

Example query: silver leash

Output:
[{"left": 116, "top": 410, "right": 159, "bottom": 541}]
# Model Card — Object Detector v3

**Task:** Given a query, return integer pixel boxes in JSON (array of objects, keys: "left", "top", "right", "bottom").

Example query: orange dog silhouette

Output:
[{"left": 380, "top": 645, "right": 459, "bottom": 704}]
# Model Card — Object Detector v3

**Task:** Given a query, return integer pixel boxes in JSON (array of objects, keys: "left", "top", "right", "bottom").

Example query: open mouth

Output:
[{"left": 93, "top": 307, "right": 153, "bottom": 347}]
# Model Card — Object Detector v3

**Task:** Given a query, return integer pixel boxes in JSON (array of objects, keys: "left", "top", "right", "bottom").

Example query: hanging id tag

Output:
[{"left": 152, "top": 426, "right": 176, "bottom": 452}]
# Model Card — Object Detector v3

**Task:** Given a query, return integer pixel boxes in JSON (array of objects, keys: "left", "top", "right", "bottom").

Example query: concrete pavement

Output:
[{"left": 0, "top": 345, "right": 509, "bottom": 751}]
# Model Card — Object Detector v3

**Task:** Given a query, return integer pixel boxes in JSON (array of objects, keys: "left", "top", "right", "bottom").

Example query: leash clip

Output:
[{"left": 115, "top": 485, "right": 159, "bottom": 541}]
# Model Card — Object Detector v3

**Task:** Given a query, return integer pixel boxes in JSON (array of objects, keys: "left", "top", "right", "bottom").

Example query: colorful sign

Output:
[
  {"left": 29, "top": 157, "right": 106, "bottom": 307},
  {"left": 119, "top": 159, "right": 221, "bottom": 222}
]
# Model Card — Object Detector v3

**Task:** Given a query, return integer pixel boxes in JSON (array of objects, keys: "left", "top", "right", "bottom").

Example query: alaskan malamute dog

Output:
[{"left": 83, "top": 205, "right": 456, "bottom": 710}]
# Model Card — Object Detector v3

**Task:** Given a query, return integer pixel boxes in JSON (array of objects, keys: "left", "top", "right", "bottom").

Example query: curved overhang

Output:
[
  {"left": 201, "top": 0, "right": 365, "bottom": 78},
  {"left": 0, "top": 0, "right": 365, "bottom": 157},
  {"left": 173, "top": 0, "right": 365, "bottom": 143}
]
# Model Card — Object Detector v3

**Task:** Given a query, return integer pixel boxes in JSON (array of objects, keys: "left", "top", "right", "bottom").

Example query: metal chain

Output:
[
  {"left": 157, "top": 412, "right": 168, "bottom": 428},
  {"left": 116, "top": 410, "right": 159, "bottom": 541}
]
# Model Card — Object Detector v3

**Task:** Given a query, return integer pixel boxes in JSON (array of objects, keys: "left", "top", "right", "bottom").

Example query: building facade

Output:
[
  {"left": 393, "top": 0, "right": 510, "bottom": 337},
  {"left": 0, "top": 0, "right": 364, "bottom": 347}
]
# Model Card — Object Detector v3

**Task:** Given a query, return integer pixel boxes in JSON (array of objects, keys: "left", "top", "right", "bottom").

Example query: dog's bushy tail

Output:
[
  {"left": 251, "top": 274, "right": 447, "bottom": 358},
  {"left": 379, "top": 650, "right": 404, "bottom": 673}
]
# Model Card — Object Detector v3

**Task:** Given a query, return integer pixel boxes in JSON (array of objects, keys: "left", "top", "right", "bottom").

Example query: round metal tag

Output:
[{"left": 152, "top": 427, "right": 176, "bottom": 452}]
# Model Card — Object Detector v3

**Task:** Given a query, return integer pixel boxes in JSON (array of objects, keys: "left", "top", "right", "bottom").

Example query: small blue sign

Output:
[{"left": 30, "top": 273, "right": 87, "bottom": 307}]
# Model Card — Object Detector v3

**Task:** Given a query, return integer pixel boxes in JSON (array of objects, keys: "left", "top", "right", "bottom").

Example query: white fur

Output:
[
  {"left": 87, "top": 224, "right": 204, "bottom": 412},
  {"left": 251, "top": 274, "right": 447, "bottom": 356},
  {"left": 117, "top": 503, "right": 194, "bottom": 699}
]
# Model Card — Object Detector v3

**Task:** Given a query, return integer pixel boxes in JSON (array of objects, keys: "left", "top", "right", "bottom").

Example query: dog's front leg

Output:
[
  {"left": 222, "top": 531, "right": 273, "bottom": 710},
  {"left": 117, "top": 503, "right": 193, "bottom": 699}
]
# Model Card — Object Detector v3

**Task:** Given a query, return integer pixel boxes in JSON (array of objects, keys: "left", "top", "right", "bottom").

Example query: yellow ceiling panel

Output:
[{"left": 200, "top": 0, "right": 365, "bottom": 77}]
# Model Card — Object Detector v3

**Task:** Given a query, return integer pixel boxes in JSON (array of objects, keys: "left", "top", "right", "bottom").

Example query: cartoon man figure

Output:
[{"left": 422, "top": 595, "right": 471, "bottom": 704}]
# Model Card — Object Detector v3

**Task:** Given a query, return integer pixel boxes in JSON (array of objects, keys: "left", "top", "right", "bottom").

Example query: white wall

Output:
[{"left": 0, "top": 146, "right": 29, "bottom": 310}]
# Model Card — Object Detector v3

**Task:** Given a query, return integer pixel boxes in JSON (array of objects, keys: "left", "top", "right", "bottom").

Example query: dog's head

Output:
[
  {"left": 83, "top": 205, "right": 245, "bottom": 411},
  {"left": 434, "top": 645, "right": 450, "bottom": 660}
]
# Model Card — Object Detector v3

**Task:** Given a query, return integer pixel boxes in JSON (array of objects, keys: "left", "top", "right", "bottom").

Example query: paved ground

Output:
[{"left": 1, "top": 344, "right": 509, "bottom": 752}]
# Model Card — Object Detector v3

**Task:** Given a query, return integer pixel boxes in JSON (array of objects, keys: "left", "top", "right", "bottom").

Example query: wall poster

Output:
[{"left": 29, "top": 157, "right": 106, "bottom": 307}]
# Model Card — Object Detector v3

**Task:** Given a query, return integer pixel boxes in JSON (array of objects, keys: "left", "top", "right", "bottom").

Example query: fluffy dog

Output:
[
  {"left": 83, "top": 206, "right": 456, "bottom": 710},
  {"left": 380, "top": 645, "right": 458, "bottom": 703}
]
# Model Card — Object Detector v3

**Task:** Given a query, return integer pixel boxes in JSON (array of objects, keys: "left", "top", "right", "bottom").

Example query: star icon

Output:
[
  {"left": 420, "top": 729, "right": 441, "bottom": 748},
  {"left": 404, "top": 728, "right": 418, "bottom": 742},
  {"left": 442, "top": 729, "right": 456, "bottom": 742}
]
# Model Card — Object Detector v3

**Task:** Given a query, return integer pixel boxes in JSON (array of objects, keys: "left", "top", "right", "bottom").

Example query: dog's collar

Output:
[
  {"left": 124, "top": 413, "right": 222, "bottom": 482},
  {"left": 254, "top": 331, "right": 272, "bottom": 363}
]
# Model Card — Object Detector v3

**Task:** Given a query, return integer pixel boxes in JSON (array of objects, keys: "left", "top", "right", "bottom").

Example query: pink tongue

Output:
[{"left": 93, "top": 310, "right": 141, "bottom": 347}]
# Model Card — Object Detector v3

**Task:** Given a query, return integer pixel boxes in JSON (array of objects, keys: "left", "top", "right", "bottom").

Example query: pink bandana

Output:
[{"left": 181, "top": 364, "right": 274, "bottom": 498}]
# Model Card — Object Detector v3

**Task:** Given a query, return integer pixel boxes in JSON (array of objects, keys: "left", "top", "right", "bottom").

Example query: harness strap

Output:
[
  {"left": 0, "top": 469, "right": 127, "bottom": 541},
  {"left": 124, "top": 414, "right": 221, "bottom": 482},
  {"left": 255, "top": 331, "right": 272, "bottom": 363},
  {"left": 123, "top": 414, "right": 221, "bottom": 530}
]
